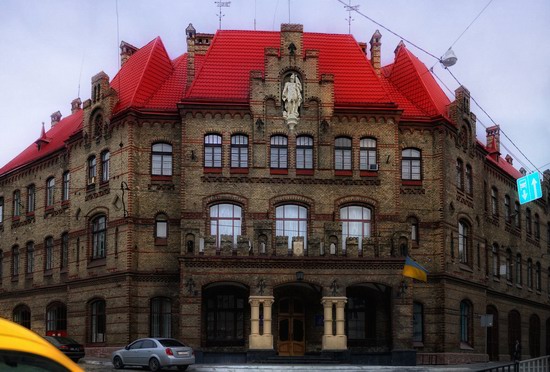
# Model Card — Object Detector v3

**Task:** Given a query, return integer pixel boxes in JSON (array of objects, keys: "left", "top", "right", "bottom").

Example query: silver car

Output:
[{"left": 112, "top": 338, "right": 195, "bottom": 371}]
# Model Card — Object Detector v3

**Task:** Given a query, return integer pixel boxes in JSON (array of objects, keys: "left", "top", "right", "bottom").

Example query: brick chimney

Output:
[
  {"left": 186, "top": 23, "right": 197, "bottom": 90},
  {"left": 71, "top": 98, "right": 82, "bottom": 114},
  {"left": 120, "top": 41, "right": 138, "bottom": 66},
  {"left": 50, "top": 111, "right": 62, "bottom": 128},
  {"left": 369, "top": 30, "right": 382, "bottom": 76},
  {"left": 486, "top": 125, "right": 500, "bottom": 161}
]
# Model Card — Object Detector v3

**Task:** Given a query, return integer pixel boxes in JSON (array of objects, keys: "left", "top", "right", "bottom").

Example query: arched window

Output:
[
  {"left": 12, "top": 245, "right": 20, "bottom": 277},
  {"left": 87, "top": 156, "right": 97, "bottom": 184},
  {"left": 27, "top": 184, "right": 35, "bottom": 213},
  {"left": 155, "top": 214, "right": 168, "bottom": 241},
  {"left": 204, "top": 134, "right": 222, "bottom": 168},
  {"left": 26, "top": 241, "right": 34, "bottom": 275},
  {"left": 61, "top": 233, "right": 69, "bottom": 270},
  {"left": 515, "top": 254, "right": 522, "bottom": 285},
  {"left": 492, "top": 243, "right": 499, "bottom": 278},
  {"left": 44, "top": 237, "right": 54, "bottom": 271},
  {"left": 91, "top": 215, "right": 107, "bottom": 259},
  {"left": 529, "top": 314, "right": 540, "bottom": 358},
  {"left": 62, "top": 172, "right": 70, "bottom": 201},
  {"left": 535, "top": 262, "right": 541, "bottom": 291},
  {"left": 506, "top": 249, "right": 513, "bottom": 282},
  {"left": 504, "top": 195, "right": 511, "bottom": 222},
  {"left": 508, "top": 310, "right": 521, "bottom": 358},
  {"left": 533, "top": 214, "right": 540, "bottom": 240},
  {"left": 413, "top": 302, "right": 424, "bottom": 344},
  {"left": 296, "top": 135, "right": 313, "bottom": 170},
  {"left": 458, "top": 220, "right": 470, "bottom": 264},
  {"left": 150, "top": 297, "right": 172, "bottom": 338},
  {"left": 526, "top": 208, "right": 532, "bottom": 235},
  {"left": 359, "top": 138, "right": 377, "bottom": 171},
  {"left": 13, "top": 304, "right": 31, "bottom": 329},
  {"left": 491, "top": 187, "right": 498, "bottom": 216},
  {"left": 89, "top": 299, "right": 106, "bottom": 343},
  {"left": 210, "top": 204, "right": 242, "bottom": 247},
  {"left": 101, "top": 151, "right": 110, "bottom": 182},
  {"left": 270, "top": 135, "right": 288, "bottom": 169},
  {"left": 46, "top": 302, "right": 67, "bottom": 334},
  {"left": 460, "top": 300, "right": 473, "bottom": 346},
  {"left": 276, "top": 204, "right": 308, "bottom": 249},
  {"left": 409, "top": 216, "right": 419, "bottom": 245},
  {"left": 456, "top": 159, "right": 464, "bottom": 189},
  {"left": 401, "top": 148, "right": 421, "bottom": 180},
  {"left": 527, "top": 258, "right": 533, "bottom": 289},
  {"left": 13, "top": 189, "right": 21, "bottom": 217},
  {"left": 340, "top": 205, "right": 372, "bottom": 251},
  {"left": 465, "top": 164, "right": 473, "bottom": 194},
  {"left": 514, "top": 202, "right": 521, "bottom": 228},
  {"left": 151, "top": 143, "right": 173, "bottom": 176},
  {"left": 335, "top": 137, "right": 352, "bottom": 170},
  {"left": 230, "top": 134, "right": 248, "bottom": 169}
]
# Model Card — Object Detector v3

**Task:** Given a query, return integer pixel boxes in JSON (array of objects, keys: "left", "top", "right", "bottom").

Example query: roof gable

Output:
[
  {"left": 111, "top": 37, "right": 173, "bottom": 112},
  {"left": 0, "top": 110, "right": 83, "bottom": 176},
  {"left": 384, "top": 46, "right": 450, "bottom": 118}
]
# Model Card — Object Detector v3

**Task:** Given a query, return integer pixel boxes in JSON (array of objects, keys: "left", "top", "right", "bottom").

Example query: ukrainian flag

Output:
[{"left": 402, "top": 256, "right": 428, "bottom": 282}]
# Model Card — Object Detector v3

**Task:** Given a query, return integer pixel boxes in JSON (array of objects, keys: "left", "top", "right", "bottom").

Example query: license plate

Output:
[{"left": 177, "top": 351, "right": 189, "bottom": 356}]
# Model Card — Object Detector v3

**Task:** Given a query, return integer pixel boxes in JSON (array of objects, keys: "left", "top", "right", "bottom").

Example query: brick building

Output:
[{"left": 0, "top": 23, "right": 549, "bottom": 365}]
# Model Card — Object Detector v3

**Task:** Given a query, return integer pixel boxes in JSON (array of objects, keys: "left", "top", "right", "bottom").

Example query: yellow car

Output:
[{"left": 0, "top": 317, "right": 84, "bottom": 371}]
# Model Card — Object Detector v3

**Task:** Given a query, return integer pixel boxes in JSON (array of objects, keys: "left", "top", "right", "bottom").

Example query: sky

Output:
[{"left": 1, "top": 0, "right": 549, "bottom": 173}]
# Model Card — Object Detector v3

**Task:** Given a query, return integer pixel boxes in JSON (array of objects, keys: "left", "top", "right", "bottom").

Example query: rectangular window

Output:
[
  {"left": 230, "top": 135, "right": 248, "bottom": 168},
  {"left": 27, "top": 185, "right": 35, "bottom": 213},
  {"left": 359, "top": 138, "right": 377, "bottom": 170},
  {"left": 88, "top": 157, "right": 97, "bottom": 184},
  {"left": 413, "top": 302, "right": 423, "bottom": 343},
  {"left": 13, "top": 190, "right": 21, "bottom": 217},
  {"left": 62, "top": 172, "right": 70, "bottom": 201},
  {"left": 46, "top": 178, "right": 55, "bottom": 206},
  {"left": 401, "top": 149, "right": 421, "bottom": 180},
  {"left": 270, "top": 136, "right": 288, "bottom": 169},
  {"left": 45, "top": 238, "right": 54, "bottom": 271},
  {"left": 205, "top": 135, "right": 222, "bottom": 168},
  {"left": 101, "top": 152, "right": 110, "bottom": 182},
  {"left": 26, "top": 243, "right": 34, "bottom": 274},
  {"left": 296, "top": 136, "right": 313, "bottom": 170},
  {"left": 335, "top": 137, "right": 352, "bottom": 170}
]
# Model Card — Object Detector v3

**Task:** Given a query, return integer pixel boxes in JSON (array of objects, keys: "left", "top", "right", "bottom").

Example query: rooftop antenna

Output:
[
  {"left": 344, "top": 0, "right": 359, "bottom": 34},
  {"left": 288, "top": 0, "right": 291, "bottom": 23},
  {"left": 215, "top": 1, "right": 231, "bottom": 30},
  {"left": 254, "top": 0, "right": 257, "bottom": 30}
]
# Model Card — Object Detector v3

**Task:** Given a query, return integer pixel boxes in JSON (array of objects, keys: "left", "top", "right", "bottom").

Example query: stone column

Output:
[
  {"left": 321, "top": 296, "right": 347, "bottom": 350},
  {"left": 249, "top": 296, "right": 274, "bottom": 349}
]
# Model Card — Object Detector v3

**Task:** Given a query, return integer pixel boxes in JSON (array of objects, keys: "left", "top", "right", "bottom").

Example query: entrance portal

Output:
[{"left": 278, "top": 297, "right": 305, "bottom": 356}]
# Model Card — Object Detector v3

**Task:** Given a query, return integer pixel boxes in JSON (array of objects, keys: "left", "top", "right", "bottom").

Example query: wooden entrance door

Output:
[{"left": 278, "top": 297, "right": 305, "bottom": 356}]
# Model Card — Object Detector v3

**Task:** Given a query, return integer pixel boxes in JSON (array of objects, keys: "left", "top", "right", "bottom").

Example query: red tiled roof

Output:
[
  {"left": 0, "top": 110, "right": 83, "bottom": 176},
  {"left": 111, "top": 37, "right": 174, "bottom": 112},
  {"left": 382, "top": 45, "right": 450, "bottom": 118},
  {"left": 486, "top": 154, "right": 523, "bottom": 179},
  {"left": 186, "top": 30, "right": 392, "bottom": 105}
]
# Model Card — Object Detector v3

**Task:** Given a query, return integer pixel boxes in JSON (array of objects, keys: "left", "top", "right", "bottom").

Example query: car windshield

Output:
[
  {"left": 0, "top": 350, "right": 70, "bottom": 372},
  {"left": 158, "top": 339, "right": 185, "bottom": 347},
  {"left": 49, "top": 337, "right": 79, "bottom": 344}
]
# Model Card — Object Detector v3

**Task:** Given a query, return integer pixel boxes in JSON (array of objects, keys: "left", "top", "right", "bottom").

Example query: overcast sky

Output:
[{"left": 1, "top": 0, "right": 549, "bottom": 173}]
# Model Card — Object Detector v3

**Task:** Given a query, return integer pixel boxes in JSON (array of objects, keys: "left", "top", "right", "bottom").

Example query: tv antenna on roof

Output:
[
  {"left": 215, "top": 1, "right": 231, "bottom": 30},
  {"left": 344, "top": 0, "right": 359, "bottom": 34}
]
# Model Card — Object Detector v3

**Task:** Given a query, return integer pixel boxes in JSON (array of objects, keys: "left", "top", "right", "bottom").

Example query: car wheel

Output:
[
  {"left": 113, "top": 356, "right": 124, "bottom": 369},
  {"left": 148, "top": 357, "right": 161, "bottom": 372},
  {"left": 177, "top": 366, "right": 188, "bottom": 371}
]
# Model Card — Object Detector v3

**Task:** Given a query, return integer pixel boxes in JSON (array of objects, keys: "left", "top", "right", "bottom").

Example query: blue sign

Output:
[{"left": 517, "top": 172, "right": 542, "bottom": 205}]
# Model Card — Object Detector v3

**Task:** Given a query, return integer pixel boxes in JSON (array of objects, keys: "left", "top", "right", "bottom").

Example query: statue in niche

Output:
[{"left": 282, "top": 73, "right": 302, "bottom": 120}]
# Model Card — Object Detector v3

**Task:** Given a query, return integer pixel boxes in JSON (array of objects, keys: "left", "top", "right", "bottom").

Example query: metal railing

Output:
[{"left": 477, "top": 356, "right": 550, "bottom": 372}]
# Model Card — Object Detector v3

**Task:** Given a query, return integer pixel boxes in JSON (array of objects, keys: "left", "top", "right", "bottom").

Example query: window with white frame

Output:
[
  {"left": 210, "top": 204, "right": 242, "bottom": 247},
  {"left": 276, "top": 204, "right": 307, "bottom": 248},
  {"left": 155, "top": 214, "right": 168, "bottom": 239},
  {"left": 88, "top": 156, "right": 97, "bottom": 184},
  {"left": 204, "top": 135, "right": 222, "bottom": 168},
  {"left": 340, "top": 205, "right": 372, "bottom": 251}
]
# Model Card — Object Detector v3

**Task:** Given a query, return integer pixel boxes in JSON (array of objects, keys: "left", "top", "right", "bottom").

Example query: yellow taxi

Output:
[{"left": 0, "top": 317, "right": 84, "bottom": 371}]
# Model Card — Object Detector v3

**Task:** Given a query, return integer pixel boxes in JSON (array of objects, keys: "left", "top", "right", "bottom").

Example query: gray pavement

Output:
[{"left": 80, "top": 357, "right": 512, "bottom": 372}]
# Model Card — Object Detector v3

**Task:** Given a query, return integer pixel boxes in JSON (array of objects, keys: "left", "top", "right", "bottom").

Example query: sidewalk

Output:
[{"left": 80, "top": 357, "right": 512, "bottom": 371}]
